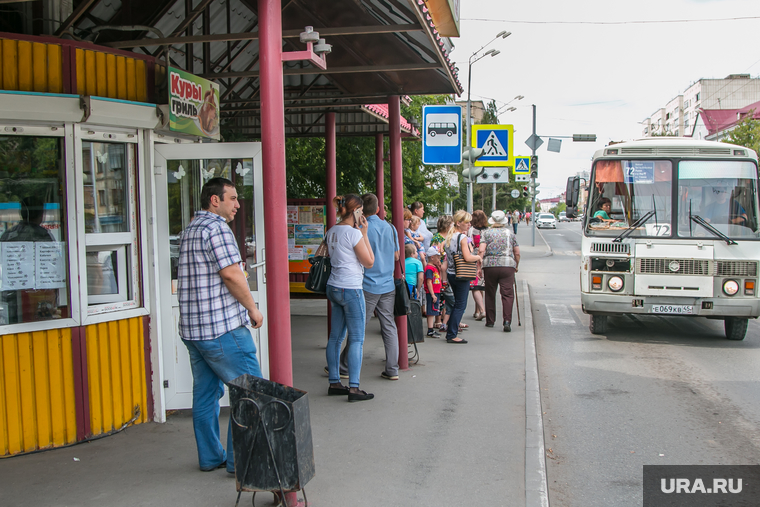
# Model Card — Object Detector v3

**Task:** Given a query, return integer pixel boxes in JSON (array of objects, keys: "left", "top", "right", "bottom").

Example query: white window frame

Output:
[
  {"left": 74, "top": 125, "right": 148, "bottom": 324},
  {"left": 0, "top": 123, "right": 81, "bottom": 334}
]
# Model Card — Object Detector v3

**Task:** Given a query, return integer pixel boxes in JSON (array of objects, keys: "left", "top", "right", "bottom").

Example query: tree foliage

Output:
[{"left": 722, "top": 110, "right": 760, "bottom": 154}]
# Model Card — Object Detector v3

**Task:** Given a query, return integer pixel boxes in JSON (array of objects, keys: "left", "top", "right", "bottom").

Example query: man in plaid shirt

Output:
[{"left": 178, "top": 177, "right": 264, "bottom": 474}]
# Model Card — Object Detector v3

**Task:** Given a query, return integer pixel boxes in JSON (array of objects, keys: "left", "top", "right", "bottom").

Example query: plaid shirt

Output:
[{"left": 177, "top": 210, "right": 249, "bottom": 341}]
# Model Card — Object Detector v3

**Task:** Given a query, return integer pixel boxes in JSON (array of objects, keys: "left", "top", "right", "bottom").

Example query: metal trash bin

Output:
[{"left": 227, "top": 374, "right": 315, "bottom": 496}]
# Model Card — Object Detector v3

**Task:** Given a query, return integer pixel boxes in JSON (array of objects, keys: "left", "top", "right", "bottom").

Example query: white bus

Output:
[{"left": 565, "top": 138, "right": 759, "bottom": 340}]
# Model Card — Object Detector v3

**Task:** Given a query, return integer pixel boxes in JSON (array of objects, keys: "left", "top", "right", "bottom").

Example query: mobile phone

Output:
[{"left": 353, "top": 207, "right": 363, "bottom": 226}]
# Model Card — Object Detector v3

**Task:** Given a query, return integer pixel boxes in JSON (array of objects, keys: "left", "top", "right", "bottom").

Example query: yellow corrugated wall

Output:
[
  {"left": 75, "top": 48, "right": 148, "bottom": 102},
  {"left": 0, "top": 329, "right": 77, "bottom": 456},
  {"left": 85, "top": 317, "right": 148, "bottom": 435},
  {"left": 0, "top": 38, "right": 63, "bottom": 93}
]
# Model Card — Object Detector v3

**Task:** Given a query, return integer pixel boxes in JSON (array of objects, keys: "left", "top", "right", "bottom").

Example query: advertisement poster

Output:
[
  {"left": 294, "top": 224, "right": 324, "bottom": 246},
  {"left": 168, "top": 67, "right": 221, "bottom": 140},
  {"left": 287, "top": 206, "right": 299, "bottom": 224},
  {"left": 298, "top": 206, "right": 324, "bottom": 225}
]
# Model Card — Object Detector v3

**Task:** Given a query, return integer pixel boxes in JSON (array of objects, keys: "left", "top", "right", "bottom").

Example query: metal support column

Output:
[
  {"left": 531, "top": 104, "right": 537, "bottom": 247},
  {"left": 326, "top": 112, "right": 337, "bottom": 229},
  {"left": 325, "top": 112, "right": 336, "bottom": 336},
  {"left": 388, "top": 96, "right": 409, "bottom": 370},
  {"left": 376, "top": 133, "right": 385, "bottom": 219}
]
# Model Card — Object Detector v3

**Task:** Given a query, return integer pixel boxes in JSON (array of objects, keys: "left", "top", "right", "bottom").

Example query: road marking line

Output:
[{"left": 545, "top": 304, "right": 576, "bottom": 325}]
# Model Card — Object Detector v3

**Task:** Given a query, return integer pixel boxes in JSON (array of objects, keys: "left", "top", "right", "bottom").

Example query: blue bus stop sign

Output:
[{"left": 422, "top": 105, "right": 462, "bottom": 165}]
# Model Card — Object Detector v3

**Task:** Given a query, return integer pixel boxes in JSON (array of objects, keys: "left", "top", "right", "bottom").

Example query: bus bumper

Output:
[{"left": 581, "top": 293, "right": 760, "bottom": 318}]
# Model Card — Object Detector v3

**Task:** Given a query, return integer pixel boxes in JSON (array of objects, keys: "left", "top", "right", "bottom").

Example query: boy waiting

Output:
[
  {"left": 404, "top": 244, "right": 424, "bottom": 299},
  {"left": 424, "top": 246, "right": 443, "bottom": 337}
]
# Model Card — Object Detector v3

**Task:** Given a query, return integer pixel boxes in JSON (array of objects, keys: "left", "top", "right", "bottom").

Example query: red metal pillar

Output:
[
  {"left": 326, "top": 112, "right": 337, "bottom": 228},
  {"left": 375, "top": 133, "right": 385, "bottom": 219},
  {"left": 325, "top": 112, "right": 336, "bottom": 334},
  {"left": 258, "top": 4, "right": 300, "bottom": 505},
  {"left": 388, "top": 96, "right": 408, "bottom": 370},
  {"left": 258, "top": 0, "right": 291, "bottom": 385}
]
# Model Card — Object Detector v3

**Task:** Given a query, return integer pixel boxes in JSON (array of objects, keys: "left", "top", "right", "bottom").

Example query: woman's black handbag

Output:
[
  {"left": 305, "top": 241, "right": 330, "bottom": 294},
  {"left": 393, "top": 259, "right": 410, "bottom": 316}
]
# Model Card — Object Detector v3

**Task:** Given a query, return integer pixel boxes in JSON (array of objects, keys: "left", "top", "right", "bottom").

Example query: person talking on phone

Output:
[
  {"left": 177, "top": 177, "right": 265, "bottom": 474},
  {"left": 325, "top": 194, "right": 376, "bottom": 402},
  {"left": 336, "top": 193, "right": 402, "bottom": 382}
]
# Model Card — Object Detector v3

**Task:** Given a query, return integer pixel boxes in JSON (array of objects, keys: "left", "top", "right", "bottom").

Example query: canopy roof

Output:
[{"left": 48, "top": 0, "right": 461, "bottom": 137}]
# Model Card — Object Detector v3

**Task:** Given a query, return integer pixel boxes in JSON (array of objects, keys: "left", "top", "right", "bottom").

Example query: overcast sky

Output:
[{"left": 453, "top": 0, "right": 760, "bottom": 198}]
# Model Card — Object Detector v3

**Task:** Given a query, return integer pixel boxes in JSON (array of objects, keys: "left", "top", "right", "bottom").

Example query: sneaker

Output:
[
  {"left": 324, "top": 366, "right": 349, "bottom": 379},
  {"left": 503, "top": 321, "right": 511, "bottom": 332},
  {"left": 426, "top": 330, "right": 439, "bottom": 338},
  {"left": 381, "top": 371, "right": 399, "bottom": 381}
]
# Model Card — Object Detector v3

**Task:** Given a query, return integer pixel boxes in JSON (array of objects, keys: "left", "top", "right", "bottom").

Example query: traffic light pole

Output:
[{"left": 531, "top": 104, "right": 536, "bottom": 247}]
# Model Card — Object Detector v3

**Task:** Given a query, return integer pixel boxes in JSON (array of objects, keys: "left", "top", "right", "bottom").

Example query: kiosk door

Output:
[{"left": 154, "top": 143, "right": 267, "bottom": 410}]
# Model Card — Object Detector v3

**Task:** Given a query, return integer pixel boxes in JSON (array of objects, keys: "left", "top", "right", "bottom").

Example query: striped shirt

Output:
[{"left": 177, "top": 210, "right": 249, "bottom": 341}]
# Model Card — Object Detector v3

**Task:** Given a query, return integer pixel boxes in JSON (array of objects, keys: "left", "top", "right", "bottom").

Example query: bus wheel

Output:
[
  {"left": 589, "top": 314, "right": 607, "bottom": 335},
  {"left": 725, "top": 317, "right": 748, "bottom": 340},
  {"left": 430, "top": 131, "right": 436, "bottom": 137}
]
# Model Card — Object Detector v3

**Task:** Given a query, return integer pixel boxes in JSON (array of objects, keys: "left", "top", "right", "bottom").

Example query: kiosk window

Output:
[
  {"left": 82, "top": 141, "right": 140, "bottom": 310},
  {"left": 0, "top": 135, "right": 69, "bottom": 324}
]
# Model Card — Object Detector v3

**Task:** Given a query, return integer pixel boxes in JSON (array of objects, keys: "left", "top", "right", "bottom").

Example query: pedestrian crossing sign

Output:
[
  {"left": 514, "top": 156, "right": 530, "bottom": 174},
  {"left": 472, "top": 124, "right": 514, "bottom": 167}
]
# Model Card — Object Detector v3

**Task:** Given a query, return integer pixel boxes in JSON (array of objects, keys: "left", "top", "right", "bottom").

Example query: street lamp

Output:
[{"left": 467, "top": 31, "right": 510, "bottom": 213}]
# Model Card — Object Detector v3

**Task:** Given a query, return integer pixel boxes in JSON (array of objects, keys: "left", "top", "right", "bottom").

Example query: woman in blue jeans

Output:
[
  {"left": 325, "top": 194, "right": 375, "bottom": 401},
  {"left": 443, "top": 210, "right": 483, "bottom": 343}
]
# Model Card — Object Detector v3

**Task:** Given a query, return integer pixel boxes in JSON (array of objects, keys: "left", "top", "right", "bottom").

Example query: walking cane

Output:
[{"left": 514, "top": 277, "right": 521, "bottom": 326}]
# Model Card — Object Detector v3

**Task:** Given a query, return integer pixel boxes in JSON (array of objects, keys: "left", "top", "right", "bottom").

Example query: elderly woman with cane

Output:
[{"left": 478, "top": 210, "right": 520, "bottom": 332}]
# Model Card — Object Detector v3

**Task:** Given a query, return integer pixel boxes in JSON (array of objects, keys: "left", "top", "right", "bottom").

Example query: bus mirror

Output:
[{"left": 565, "top": 176, "right": 580, "bottom": 218}]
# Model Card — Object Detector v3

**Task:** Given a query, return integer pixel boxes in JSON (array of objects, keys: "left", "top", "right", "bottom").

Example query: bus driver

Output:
[{"left": 702, "top": 187, "right": 748, "bottom": 226}]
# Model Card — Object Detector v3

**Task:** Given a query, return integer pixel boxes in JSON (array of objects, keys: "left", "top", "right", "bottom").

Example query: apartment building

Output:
[{"left": 642, "top": 74, "right": 760, "bottom": 137}]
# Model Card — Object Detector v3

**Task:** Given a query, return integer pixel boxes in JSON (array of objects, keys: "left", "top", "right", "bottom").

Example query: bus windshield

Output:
[
  {"left": 586, "top": 159, "right": 673, "bottom": 237},
  {"left": 677, "top": 160, "right": 759, "bottom": 239}
]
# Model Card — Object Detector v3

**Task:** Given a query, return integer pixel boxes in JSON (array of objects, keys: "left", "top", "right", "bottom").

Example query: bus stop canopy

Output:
[{"left": 52, "top": 0, "right": 462, "bottom": 137}]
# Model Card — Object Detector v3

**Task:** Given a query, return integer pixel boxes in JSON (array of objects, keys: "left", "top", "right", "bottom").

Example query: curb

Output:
[{"left": 523, "top": 279, "right": 549, "bottom": 507}]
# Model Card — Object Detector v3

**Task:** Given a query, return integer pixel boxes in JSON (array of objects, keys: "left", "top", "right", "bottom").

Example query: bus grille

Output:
[
  {"left": 591, "top": 242, "right": 630, "bottom": 254},
  {"left": 638, "top": 258, "right": 711, "bottom": 275},
  {"left": 716, "top": 261, "right": 757, "bottom": 277}
]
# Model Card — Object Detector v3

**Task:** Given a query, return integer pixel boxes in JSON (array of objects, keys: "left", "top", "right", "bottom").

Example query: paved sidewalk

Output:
[{"left": 0, "top": 225, "right": 550, "bottom": 507}]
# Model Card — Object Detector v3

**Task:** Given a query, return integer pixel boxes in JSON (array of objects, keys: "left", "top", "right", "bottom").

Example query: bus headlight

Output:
[
  {"left": 608, "top": 276, "right": 624, "bottom": 292},
  {"left": 723, "top": 279, "right": 739, "bottom": 296}
]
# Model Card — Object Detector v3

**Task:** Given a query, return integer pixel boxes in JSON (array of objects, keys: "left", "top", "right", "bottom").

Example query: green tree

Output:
[{"left": 722, "top": 110, "right": 760, "bottom": 153}]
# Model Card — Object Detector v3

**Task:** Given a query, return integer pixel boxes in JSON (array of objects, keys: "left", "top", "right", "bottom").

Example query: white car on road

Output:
[{"left": 536, "top": 213, "right": 557, "bottom": 229}]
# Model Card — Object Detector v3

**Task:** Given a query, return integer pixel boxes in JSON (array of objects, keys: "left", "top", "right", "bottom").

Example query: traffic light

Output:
[
  {"left": 522, "top": 185, "right": 529, "bottom": 198},
  {"left": 530, "top": 155, "right": 538, "bottom": 179},
  {"left": 529, "top": 181, "right": 540, "bottom": 198},
  {"left": 461, "top": 147, "right": 484, "bottom": 182}
]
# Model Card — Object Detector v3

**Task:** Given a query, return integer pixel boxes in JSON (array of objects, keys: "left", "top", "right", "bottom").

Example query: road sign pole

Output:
[
  {"left": 466, "top": 72, "right": 473, "bottom": 214},
  {"left": 531, "top": 104, "right": 536, "bottom": 247},
  {"left": 492, "top": 183, "right": 497, "bottom": 211}
]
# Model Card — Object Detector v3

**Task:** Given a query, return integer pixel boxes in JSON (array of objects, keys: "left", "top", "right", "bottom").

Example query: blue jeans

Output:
[
  {"left": 446, "top": 275, "right": 472, "bottom": 340},
  {"left": 183, "top": 326, "right": 262, "bottom": 473},
  {"left": 513, "top": 223, "right": 518, "bottom": 235},
  {"left": 326, "top": 285, "right": 366, "bottom": 388}
]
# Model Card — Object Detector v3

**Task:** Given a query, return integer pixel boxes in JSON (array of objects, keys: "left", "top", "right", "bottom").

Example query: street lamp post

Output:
[{"left": 466, "top": 31, "right": 510, "bottom": 214}]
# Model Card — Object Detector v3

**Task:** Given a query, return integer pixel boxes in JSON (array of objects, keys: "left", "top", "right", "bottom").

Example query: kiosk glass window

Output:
[
  {"left": 0, "top": 135, "right": 69, "bottom": 324},
  {"left": 167, "top": 158, "right": 257, "bottom": 293},
  {"left": 81, "top": 141, "right": 140, "bottom": 309}
]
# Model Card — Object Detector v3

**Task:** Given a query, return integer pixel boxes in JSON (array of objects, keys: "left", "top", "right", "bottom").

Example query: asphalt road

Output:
[{"left": 523, "top": 222, "right": 760, "bottom": 506}]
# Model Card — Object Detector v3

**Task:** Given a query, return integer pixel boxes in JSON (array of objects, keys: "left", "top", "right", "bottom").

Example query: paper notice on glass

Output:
[
  {"left": 36, "top": 242, "right": 67, "bottom": 289},
  {"left": 2, "top": 242, "right": 35, "bottom": 290},
  {"left": 287, "top": 206, "right": 299, "bottom": 224},
  {"left": 288, "top": 246, "right": 304, "bottom": 260},
  {"left": 295, "top": 224, "right": 324, "bottom": 246},
  {"left": 303, "top": 244, "right": 321, "bottom": 258}
]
